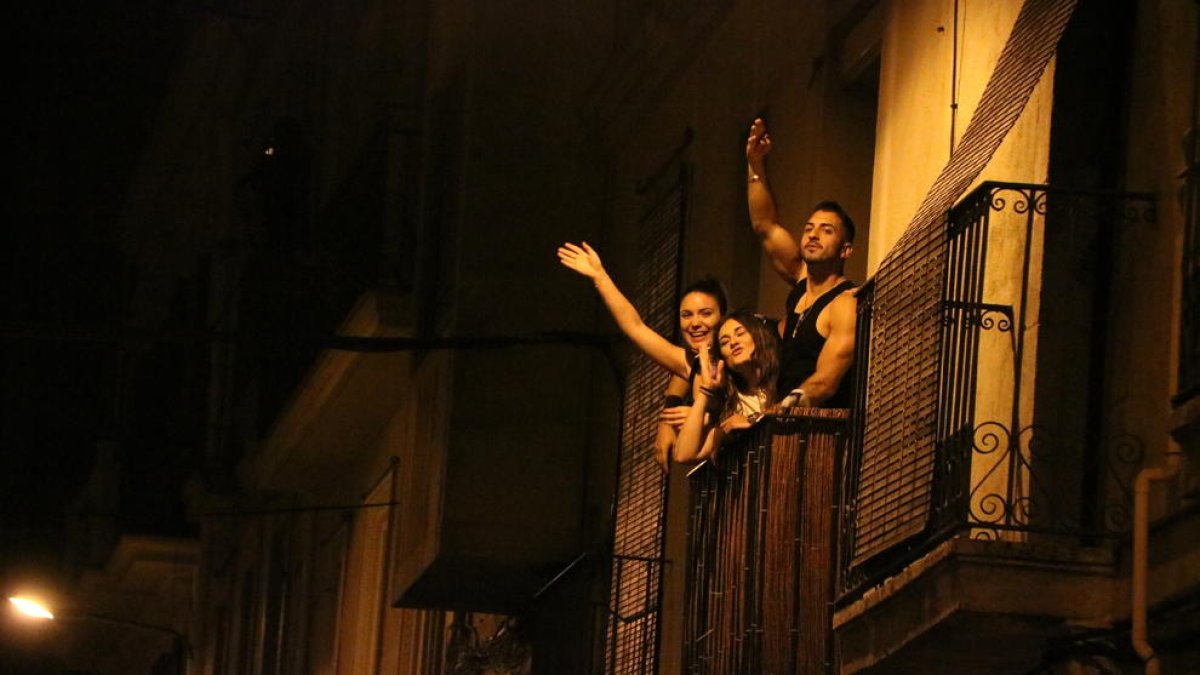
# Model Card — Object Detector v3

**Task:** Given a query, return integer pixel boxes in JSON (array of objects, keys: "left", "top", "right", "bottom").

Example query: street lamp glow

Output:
[{"left": 9, "top": 595, "right": 55, "bottom": 619}]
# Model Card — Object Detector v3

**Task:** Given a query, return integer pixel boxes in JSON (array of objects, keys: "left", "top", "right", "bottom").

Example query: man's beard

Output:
[{"left": 803, "top": 248, "right": 838, "bottom": 265}]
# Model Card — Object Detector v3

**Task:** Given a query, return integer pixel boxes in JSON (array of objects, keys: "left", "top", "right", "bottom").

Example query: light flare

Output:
[{"left": 8, "top": 596, "right": 55, "bottom": 620}]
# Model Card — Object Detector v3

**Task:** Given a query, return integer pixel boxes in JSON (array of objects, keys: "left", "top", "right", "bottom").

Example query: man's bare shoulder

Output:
[
  {"left": 827, "top": 291, "right": 858, "bottom": 326},
  {"left": 815, "top": 288, "right": 857, "bottom": 336}
]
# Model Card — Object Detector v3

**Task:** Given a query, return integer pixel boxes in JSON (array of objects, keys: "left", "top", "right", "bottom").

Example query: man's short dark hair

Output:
[
  {"left": 812, "top": 200, "right": 856, "bottom": 244},
  {"left": 681, "top": 277, "right": 729, "bottom": 315}
]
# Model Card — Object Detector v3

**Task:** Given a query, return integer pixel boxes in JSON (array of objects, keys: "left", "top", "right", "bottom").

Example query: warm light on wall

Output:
[{"left": 8, "top": 595, "right": 55, "bottom": 620}]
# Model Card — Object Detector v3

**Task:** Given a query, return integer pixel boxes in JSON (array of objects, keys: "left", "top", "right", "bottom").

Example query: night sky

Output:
[{"left": 4, "top": 2, "right": 190, "bottom": 582}]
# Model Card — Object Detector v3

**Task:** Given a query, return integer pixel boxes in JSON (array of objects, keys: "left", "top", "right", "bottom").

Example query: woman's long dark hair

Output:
[
  {"left": 709, "top": 310, "right": 780, "bottom": 417},
  {"left": 681, "top": 277, "right": 729, "bottom": 315}
]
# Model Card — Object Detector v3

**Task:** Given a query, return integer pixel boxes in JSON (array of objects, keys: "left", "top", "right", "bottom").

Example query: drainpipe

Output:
[{"left": 1130, "top": 448, "right": 1182, "bottom": 675}]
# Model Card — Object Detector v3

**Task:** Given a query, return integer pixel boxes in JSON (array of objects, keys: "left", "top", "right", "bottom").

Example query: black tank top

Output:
[{"left": 779, "top": 278, "right": 855, "bottom": 407}]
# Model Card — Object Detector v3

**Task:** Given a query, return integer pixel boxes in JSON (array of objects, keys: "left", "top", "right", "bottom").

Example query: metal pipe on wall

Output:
[{"left": 1130, "top": 448, "right": 1182, "bottom": 675}]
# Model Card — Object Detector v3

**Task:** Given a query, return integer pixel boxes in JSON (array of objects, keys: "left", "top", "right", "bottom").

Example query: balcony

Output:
[
  {"left": 682, "top": 182, "right": 1162, "bottom": 673},
  {"left": 841, "top": 182, "right": 1161, "bottom": 672}
]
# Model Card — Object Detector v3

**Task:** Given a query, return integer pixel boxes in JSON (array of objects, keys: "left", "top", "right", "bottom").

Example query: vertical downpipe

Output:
[{"left": 1130, "top": 449, "right": 1182, "bottom": 675}]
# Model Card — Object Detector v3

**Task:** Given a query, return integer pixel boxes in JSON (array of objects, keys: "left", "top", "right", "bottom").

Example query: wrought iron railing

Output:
[
  {"left": 683, "top": 410, "right": 848, "bottom": 675},
  {"left": 839, "top": 181, "right": 1156, "bottom": 600}
]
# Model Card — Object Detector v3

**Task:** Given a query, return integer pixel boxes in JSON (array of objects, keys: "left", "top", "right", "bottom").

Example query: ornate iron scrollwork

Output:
[
  {"left": 941, "top": 300, "right": 1014, "bottom": 333},
  {"left": 956, "top": 421, "right": 1142, "bottom": 539}
]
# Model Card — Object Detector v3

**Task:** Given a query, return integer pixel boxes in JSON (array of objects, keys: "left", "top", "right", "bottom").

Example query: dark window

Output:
[{"left": 603, "top": 159, "right": 687, "bottom": 675}]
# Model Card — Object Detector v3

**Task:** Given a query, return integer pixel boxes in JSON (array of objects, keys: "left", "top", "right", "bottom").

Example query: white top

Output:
[{"left": 735, "top": 390, "right": 766, "bottom": 418}]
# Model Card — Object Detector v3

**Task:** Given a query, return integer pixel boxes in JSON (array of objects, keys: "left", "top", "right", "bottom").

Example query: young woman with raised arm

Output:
[{"left": 558, "top": 241, "right": 727, "bottom": 470}]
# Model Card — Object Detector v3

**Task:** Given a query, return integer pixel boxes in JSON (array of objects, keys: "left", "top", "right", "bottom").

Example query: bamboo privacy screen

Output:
[{"left": 684, "top": 410, "right": 848, "bottom": 675}]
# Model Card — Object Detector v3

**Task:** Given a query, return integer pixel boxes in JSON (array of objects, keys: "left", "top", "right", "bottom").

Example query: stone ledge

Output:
[
  {"left": 245, "top": 290, "right": 415, "bottom": 498},
  {"left": 834, "top": 537, "right": 1117, "bottom": 674}
]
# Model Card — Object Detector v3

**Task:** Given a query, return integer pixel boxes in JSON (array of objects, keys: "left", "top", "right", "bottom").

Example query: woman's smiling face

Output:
[{"left": 679, "top": 291, "right": 722, "bottom": 351}]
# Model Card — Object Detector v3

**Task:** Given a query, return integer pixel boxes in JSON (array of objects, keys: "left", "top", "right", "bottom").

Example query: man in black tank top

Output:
[{"left": 746, "top": 118, "right": 858, "bottom": 408}]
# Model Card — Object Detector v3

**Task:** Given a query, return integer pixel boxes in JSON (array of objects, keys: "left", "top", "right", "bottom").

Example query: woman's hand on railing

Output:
[{"left": 720, "top": 414, "right": 752, "bottom": 434}]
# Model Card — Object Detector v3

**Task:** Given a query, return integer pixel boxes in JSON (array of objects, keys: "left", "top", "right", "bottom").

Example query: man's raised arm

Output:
[{"left": 746, "top": 118, "right": 804, "bottom": 284}]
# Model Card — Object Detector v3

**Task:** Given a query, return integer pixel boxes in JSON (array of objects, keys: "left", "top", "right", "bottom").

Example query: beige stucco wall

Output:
[
  {"left": 868, "top": 0, "right": 1054, "bottom": 274},
  {"left": 868, "top": 0, "right": 954, "bottom": 271}
]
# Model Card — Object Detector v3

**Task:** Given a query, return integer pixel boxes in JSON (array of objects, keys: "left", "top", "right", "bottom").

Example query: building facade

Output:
[{"left": 46, "top": 0, "right": 1199, "bottom": 673}]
